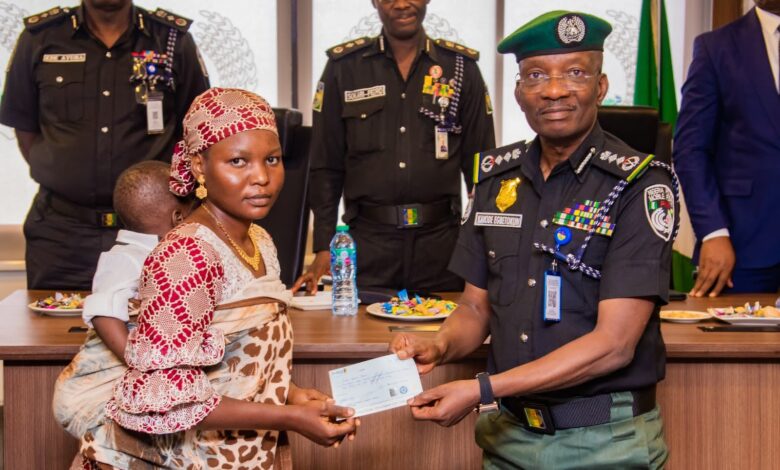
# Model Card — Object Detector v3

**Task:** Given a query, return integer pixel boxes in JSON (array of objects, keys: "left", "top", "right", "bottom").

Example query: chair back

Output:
[
  {"left": 256, "top": 108, "right": 310, "bottom": 287},
  {"left": 597, "top": 105, "right": 671, "bottom": 164}
]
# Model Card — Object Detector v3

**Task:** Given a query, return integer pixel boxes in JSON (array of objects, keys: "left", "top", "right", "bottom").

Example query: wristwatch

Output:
[{"left": 475, "top": 372, "right": 499, "bottom": 414}]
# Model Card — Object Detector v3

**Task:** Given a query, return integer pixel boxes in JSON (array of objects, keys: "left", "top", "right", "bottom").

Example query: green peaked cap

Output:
[{"left": 498, "top": 11, "right": 612, "bottom": 62}]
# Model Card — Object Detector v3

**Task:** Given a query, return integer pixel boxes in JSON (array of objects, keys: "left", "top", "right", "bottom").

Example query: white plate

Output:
[
  {"left": 28, "top": 302, "right": 83, "bottom": 317},
  {"left": 659, "top": 310, "right": 712, "bottom": 323},
  {"left": 707, "top": 309, "right": 780, "bottom": 326},
  {"left": 366, "top": 302, "right": 452, "bottom": 322}
]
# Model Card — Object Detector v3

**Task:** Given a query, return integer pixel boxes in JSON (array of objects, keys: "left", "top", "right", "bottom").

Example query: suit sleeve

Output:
[
  {"left": 0, "top": 30, "right": 39, "bottom": 132},
  {"left": 672, "top": 35, "right": 729, "bottom": 239},
  {"left": 308, "top": 60, "right": 347, "bottom": 252},
  {"left": 458, "top": 60, "right": 495, "bottom": 191}
]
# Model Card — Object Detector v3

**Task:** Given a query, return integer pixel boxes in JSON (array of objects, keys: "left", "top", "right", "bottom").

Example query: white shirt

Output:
[
  {"left": 82, "top": 230, "right": 159, "bottom": 327},
  {"left": 756, "top": 7, "right": 780, "bottom": 93},
  {"left": 703, "top": 8, "right": 780, "bottom": 243}
]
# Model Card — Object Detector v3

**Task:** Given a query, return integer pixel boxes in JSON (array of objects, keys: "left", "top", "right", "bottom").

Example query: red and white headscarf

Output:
[{"left": 169, "top": 88, "right": 278, "bottom": 196}]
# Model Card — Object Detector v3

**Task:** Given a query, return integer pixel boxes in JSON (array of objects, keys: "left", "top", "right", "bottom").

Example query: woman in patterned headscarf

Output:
[{"left": 70, "top": 88, "right": 357, "bottom": 469}]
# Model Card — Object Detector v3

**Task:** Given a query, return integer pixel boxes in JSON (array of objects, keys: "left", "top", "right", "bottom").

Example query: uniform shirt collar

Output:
[
  {"left": 72, "top": 4, "right": 147, "bottom": 38},
  {"left": 566, "top": 122, "right": 605, "bottom": 182},
  {"left": 522, "top": 121, "right": 604, "bottom": 186},
  {"left": 367, "top": 29, "right": 432, "bottom": 61}
]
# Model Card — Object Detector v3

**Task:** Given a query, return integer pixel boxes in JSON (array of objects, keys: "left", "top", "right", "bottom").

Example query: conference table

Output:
[{"left": 1, "top": 290, "right": 779, "bottom": 469}]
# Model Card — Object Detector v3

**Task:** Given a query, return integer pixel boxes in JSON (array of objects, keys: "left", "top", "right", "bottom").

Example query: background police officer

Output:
[
  {"left": 0, "top": 0, "right": 209, "bottom": 290},
  {"left": 392, "top": 11, "right": 675, "bottom": 468},
  {"left": 293, "top": 0, "right": 495, "bottom": 294}
]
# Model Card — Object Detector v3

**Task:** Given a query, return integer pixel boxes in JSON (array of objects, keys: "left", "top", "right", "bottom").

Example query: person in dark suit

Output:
[{"left": 674, "top": 0, "right": 780, "bottom": 296}]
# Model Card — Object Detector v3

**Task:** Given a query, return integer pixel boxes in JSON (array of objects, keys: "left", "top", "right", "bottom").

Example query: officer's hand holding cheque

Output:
[{"left": 392, "top": 11, "right": 676, "bottom": 469}]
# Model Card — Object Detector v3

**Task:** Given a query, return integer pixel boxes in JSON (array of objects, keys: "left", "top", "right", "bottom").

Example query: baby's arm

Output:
[{"left": 92, "top": 316, "right": 130, "bottom": 362}]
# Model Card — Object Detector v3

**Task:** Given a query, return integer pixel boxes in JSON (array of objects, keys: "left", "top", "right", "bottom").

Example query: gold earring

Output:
[{"left": 195, "top": 175, "right": 208, "bottom": 200}]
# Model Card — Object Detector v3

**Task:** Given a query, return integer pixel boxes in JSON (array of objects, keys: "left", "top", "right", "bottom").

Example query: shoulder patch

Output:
[
  {"left": 434, "top": 39, "right": 479, "bottom": 60},
  {"left": 473, "top": 141, "right": 527, "bottom": 185},
  {"left": 149, "top": 8, "right": 193, "bottom": 32},
  {"left": 591, "top": 150, "right": 655, "bottom": 182},
  {"left": 24, "top": 6, "right": 70, "bottom": 31},
  {"left": 644, "top": 184, "right": 675, "bottom": 241},
  {"left": 326, "top": 37, "right": 374, "bottom": 60}
]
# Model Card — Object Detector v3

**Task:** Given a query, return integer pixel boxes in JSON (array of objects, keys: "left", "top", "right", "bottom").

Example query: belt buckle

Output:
[
  {"left": 99, "top": 212, "right": 119, "bottom": 228},
  {"left": 519, "top": 402, "right": 556, "bottom": 435},
  {"left": 397, "top": 204, "right": 422, "bottom": 229}
]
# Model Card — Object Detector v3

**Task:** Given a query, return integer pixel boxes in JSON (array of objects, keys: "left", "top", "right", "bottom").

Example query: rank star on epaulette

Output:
[
  {"left": 24, "top": 6, "right": 69, "bottom": 30},
  {"left": 433, "top": 39, "right": 480, "bottom": 60},
  {"left": 473, "top": 141, "right": 526, "bottom": 184},
  {"left": 592, "top": 151, "right": 655, "bottom": 182},
  {"left": 327, "top": 37, "right": 373, "bottom": 59},
  {"left": 150, "top": 8, "right": 192, "bottom": 31}
]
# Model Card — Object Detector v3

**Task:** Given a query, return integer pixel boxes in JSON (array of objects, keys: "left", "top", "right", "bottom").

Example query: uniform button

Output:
[
  {"left": 100, "top": 126, "right": 109, "bottom": 133},
  {"left": 360, "top": 113, "right": 367, "bottom": 119},
  {"left": 520, "top": 332, "right": 529, "bottom": 343},
  {"left": 55, "top": 76, "right": 63, "bottom": 83},
  {"left": 105, "top": 51, "right": 112, "bottom": 58},
  {"left": 488, "top": 250, "right": 496, "bottom": 259},
  {"left": 102, "top": 90, "right": 111, "bottom": 97},
  {"left": 540, "top": 219, "right": 549, "bottom": 228},
  {"left": 401, "top": 92, "right": 406, "bottom": 99},
  {"left": 400, "top": 126, "right": 406, "bottom": 133},
  {"left": 399, "top": 162, "right": 406, "bottom": 169},
  {"left": 527, "top": 278, "right": 536, "bottom": 287}
]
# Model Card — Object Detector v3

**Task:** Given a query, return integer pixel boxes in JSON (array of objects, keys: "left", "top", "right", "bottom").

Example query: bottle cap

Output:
[{"left": 336, "top": 225, "right": 350, "bottom": 232}]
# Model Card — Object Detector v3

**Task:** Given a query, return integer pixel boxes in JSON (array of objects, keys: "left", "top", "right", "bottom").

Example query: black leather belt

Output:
[
  {"left": 357, "top": 200, "right": 454, "bottom": 228},
  {"left": 501, "top": 385, "right": 656, "bottom": 435},
  {"left": 43, "top": 190, "right": 119, "bottom": 228}
]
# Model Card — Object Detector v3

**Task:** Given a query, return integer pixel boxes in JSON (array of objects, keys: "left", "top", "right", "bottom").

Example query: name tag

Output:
[
  {"left": 344, "top": 85, "right": 386, "bottom": 103},
  {"left": 474, "top": 212, "right": 522, "bottom": 228},
  {"left": 43, "top": 53, "right": 86, "bottom": 63}
]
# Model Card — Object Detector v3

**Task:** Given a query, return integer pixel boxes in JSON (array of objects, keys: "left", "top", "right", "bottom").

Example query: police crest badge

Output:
[
  {"left": 644, "top": 184, "right": 675, "bottom": 241},
  {"left": 495, "top": 177, "right": 521, "bottom": 212}
]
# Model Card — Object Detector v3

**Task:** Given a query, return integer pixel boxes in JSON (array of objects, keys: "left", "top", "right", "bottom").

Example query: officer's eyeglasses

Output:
[{"left": 515, "top": 69, "right": 599, "bottom": 93}]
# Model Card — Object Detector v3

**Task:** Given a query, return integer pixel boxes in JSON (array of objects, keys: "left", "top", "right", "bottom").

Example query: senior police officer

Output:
[
  {"left": 0, "top": 0, "right": 209, "bottom": 290},
  {"left": 391, "top": 11, "right": 677, "bottom": 468},
  {"left": 292, "top": 0, "right": 495, "bottom": 294}
]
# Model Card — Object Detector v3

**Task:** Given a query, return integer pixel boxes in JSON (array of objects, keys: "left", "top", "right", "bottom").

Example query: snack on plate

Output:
[
  {"left": 708, "top": 302, "right": 762, "bottom": 317},
  {"left": 380, "top": 290, "right": 457, "bottom": 317},
  {"left": 35, "top": 292, "right": 85, "bottom": 310},
  {"left": 755, "top": 306, "right": 780, "bottom": 318},
  {"left": 660, "top": 311, "right": 710, "bottom": 320}
]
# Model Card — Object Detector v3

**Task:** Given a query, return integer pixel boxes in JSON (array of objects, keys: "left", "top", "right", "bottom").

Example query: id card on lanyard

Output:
[
  {"left": 435, "top": 126, "right": 449, "bottom": 160},
  {"left": 146, "top": 91, "right": 164, "bottom": 134},
  {"left": 543, "top": 261, "right": 562, "bottom": 322}
]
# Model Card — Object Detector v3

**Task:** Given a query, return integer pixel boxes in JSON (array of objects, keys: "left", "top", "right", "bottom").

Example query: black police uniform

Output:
[
  {"left": 310, "top": 33, "right": 495, "bottom": 291},
  {"left": 0, "top": 5, "right": 209, "bottom": 290},
  {"left": 450, "top": 124, "right": 676, "bottom": 428}
]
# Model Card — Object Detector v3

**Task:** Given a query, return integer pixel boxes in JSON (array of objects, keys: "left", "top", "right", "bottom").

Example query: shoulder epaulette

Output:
[
  {"left": 24, "top": 6, "right": 70, "bottom": 31},
  {"left": 473, "top": 141, "right": 528, "bottom": 185},
  {"left": 149, "top": 8, "right": 192, "bottom": 32},
  {"left": 434, "top": 39, "right": 479, "bottom": 60},
  {"left": 326, "top": 37, "right": 373, "bottom": 60},
  {"left": 591, "top": 150, "right": 655, "bottom": 183}
]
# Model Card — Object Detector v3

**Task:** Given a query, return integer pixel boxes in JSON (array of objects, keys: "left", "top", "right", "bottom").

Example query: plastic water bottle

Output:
[{"left": 330, "top": 225, "right": 358, "bottom": 316}]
